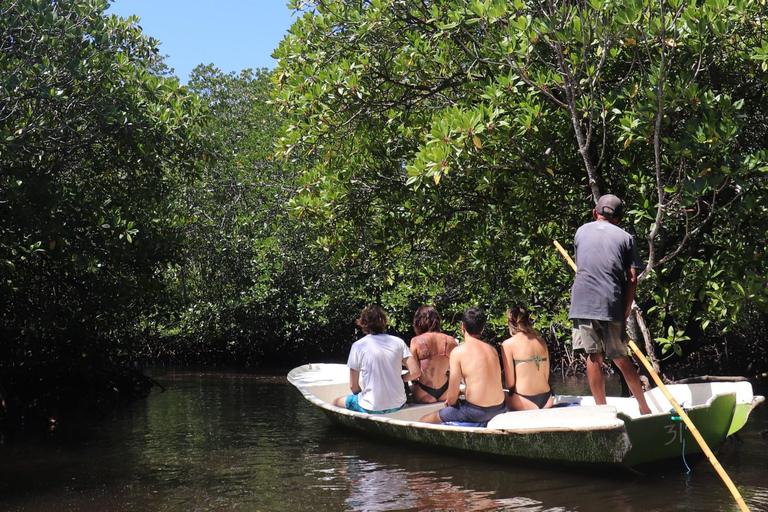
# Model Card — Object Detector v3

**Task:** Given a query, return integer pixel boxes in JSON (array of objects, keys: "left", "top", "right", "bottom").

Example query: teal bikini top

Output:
[{"left": 513, "top": 355, "right": 547, "bottom": 371}]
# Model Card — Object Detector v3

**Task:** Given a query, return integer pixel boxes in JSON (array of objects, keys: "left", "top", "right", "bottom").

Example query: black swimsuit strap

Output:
[
  {"left": 417, "top": 379, "right": 450, "bottom": 400},
  {"left": 517, "top": 390, "right": 553, "bottom": 409}
]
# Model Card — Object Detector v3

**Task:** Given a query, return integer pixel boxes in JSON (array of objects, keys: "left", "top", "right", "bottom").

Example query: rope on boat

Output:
[
  {"left": 671, "top": 406, "right": 692, "bottom": 473},
  {"left": 682, "top": 434, "right": 691, "bottom": 472}
]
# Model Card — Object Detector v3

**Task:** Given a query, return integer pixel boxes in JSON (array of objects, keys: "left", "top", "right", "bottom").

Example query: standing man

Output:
[
  {"left": 420, "top": 307, "right": 507, "bottom": 426},
  {"left": 569, "top": 194, "right": 651, "bottom": 415}
]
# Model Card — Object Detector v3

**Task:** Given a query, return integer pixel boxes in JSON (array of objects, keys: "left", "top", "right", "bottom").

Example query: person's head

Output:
[
  {"left": 593, "top": 194, "right": 623, "bottom": 224},
  {"left": 461, "top": 307, "right": 486, "bottom": 337},
  {"left": 357, "top": 305, "right": 388, "bottom": 334},
  {"left": 506, "top": 305, "right": 536, "bottom": 335},
  {"left": 413, "top": 305, "right": 441, "bottom": 335}
]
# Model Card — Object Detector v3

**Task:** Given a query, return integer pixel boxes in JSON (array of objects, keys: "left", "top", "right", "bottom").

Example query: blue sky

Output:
[{"left": 108, "top": 1, "right": 297, "bottom": 83}]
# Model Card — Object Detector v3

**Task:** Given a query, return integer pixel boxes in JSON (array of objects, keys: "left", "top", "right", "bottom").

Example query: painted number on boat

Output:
[{"left": 664, "top": 422, "right": 685, "bottom": 446}]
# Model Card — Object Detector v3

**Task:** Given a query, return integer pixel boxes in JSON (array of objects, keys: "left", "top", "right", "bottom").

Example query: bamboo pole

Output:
[
  {"left": 628, "top": 339, "right": 749, "bottom": 511},
  {"left": 552, "top": 240, "right": 749, "bottom": 512},
  {"left": 552, "top": 240, "right": 576, "bottom": 272}
]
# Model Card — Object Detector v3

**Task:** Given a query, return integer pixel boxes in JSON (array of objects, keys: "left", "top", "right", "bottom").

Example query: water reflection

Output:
[
  {"left": 314, "top": 452, "right": 549, "bottom": 512},
  {"left": 406, "top": 473, "right": 539, "bottom": 511},
  {"left": 0, "top": 370, "right": 764, "bottom": 512},
  {"left": 342, "top": 459, "right": 416, "bottom": 511}
]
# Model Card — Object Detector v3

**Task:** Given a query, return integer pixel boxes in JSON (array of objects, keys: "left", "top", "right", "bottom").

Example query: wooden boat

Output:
[{"left": 288, "top": 363, "right": 764, "bottom": 471}]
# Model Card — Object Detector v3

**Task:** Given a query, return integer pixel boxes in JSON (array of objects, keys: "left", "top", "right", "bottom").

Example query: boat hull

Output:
[
  {"left": 620, "top": 393, "right": 736, "bottom": 467},
  {"left": 288, "top": 363, "right": 763, "bottom": 471},
  {"left": 321, "top": 406, "right": 632, "bottom": 469}
]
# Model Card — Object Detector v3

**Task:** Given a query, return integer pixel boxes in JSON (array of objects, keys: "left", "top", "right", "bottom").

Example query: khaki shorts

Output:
[{"left": 572, "top": 319, "right": 630, "bottom": 360}]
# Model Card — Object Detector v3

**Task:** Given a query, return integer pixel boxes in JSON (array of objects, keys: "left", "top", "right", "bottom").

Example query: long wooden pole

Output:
[{"left": 553, "top": 240, "right": 749, "bottom": 512}]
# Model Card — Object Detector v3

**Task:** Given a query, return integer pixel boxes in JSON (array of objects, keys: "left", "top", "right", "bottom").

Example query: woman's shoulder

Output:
[
  {"left": 502, "top": 333, "right": 527, "bottom": 346},
  {"left": 409, "top": 332, "right": 426, "bottom": 345},
  {"left": 412, "top": 331, "right": 450, "bottom": 342}
]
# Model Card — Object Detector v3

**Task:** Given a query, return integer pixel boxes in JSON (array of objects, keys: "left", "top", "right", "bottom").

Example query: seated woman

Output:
[
  {"left": 332, "top": 305, "right": 421, "bottom": 414},
  {"left": 500, "top": 305, "right": 554, "bottom": 410},
  {"left": 408, "top": 305, "right": 458, "bottom": 404}
]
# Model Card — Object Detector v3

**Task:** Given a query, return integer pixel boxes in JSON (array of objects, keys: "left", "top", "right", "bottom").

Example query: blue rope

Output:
[{"left": 671, "top": 406, "right": 692, "bottom": 472}]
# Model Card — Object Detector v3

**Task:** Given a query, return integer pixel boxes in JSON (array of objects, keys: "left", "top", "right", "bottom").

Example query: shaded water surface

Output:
[{"left": 0, "top": 369, "right": 766, "bottom": 511}]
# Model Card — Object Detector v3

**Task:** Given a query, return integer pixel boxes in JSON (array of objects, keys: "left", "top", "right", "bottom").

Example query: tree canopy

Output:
[
  {"left": 2, "top": 0, "right": 768, "bottom": 385},
  {"left": 273, "top": 0, "right": 768, "bottom": 367},
  {"left": 0, "top": 0, "right": 205, "bottom": 362}
]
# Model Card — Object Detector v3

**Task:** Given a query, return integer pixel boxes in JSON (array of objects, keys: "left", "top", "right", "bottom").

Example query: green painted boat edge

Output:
[
  {"left": 669, "top": 378, "right": 765, "bottom": 437},
  {"left": 618, "top": 393, "right": 736, "bottom": 467},
  {"left": 729, "top": 395, "right": 765, "bottom": 436},
  {"left": 288, "top": 364, "right": 761, "bottom": 471}
]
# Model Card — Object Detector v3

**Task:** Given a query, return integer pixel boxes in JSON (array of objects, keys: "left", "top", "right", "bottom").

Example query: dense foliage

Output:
[
  {"left": 273, "top": 0, "right": 768, "bottom": 373},
  {"left": 2, "top": 0, "right": 768, "bottom": 405},
  {"left": 162, "top": 66, "right": 370, "bottom": 366},
  {"left": 0, "top": 0, "right": 205, "bottom": 362}
]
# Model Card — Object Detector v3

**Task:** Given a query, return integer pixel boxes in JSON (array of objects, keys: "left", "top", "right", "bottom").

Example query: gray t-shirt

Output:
[{"left": 568, "top": 220, "right": 643, "bottom": 322}]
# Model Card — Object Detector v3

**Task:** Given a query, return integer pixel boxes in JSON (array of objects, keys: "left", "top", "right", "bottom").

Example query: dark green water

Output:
[{"left": 0, "top": 369, "right": 766, "bottom": 511}]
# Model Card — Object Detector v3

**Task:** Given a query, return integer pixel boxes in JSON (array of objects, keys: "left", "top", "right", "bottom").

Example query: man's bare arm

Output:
[
  {"left": 445, "top": 349, "right": 463, "bottom": 406},
  {"left": 624, "top": 267, "right": 638, "bottom": 321},
  {"left": 402, "top": 356, "right": 421, "bottom": 383}
]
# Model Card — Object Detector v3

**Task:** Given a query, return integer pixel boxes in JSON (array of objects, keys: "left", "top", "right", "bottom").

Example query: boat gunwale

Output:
[
  {"left": 288, "top": 363, "right": 763, "bottom": 472},
  {"left": 290, "top": 375, "right": 628, "bottom": 435}
]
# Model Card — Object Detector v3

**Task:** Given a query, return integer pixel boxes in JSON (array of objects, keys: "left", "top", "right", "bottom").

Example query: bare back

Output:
[
  {"left": 450, "top": 337, "right": 505, "bottom": 407},
  {"left": 501, "top": 332, "right": 550, "bottom": 396},
  {"left": 410, "top": 332, "right": 457, "bottom": 403}
]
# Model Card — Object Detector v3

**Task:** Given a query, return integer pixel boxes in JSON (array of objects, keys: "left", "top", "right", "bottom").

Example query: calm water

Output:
[{"left": 0, "top": 369, "right": 766, "bottom": 512}]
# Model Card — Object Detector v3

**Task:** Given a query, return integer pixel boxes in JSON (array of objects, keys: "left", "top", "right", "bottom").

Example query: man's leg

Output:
[
  {"left": 613, "top": 356, "right": 652, "bottom": 415},
  {"left": 420, "top": 410, "right": 443, "bottom": 423},
  {"left": 586, "top": 352, "right": 607, "bottom": 405}
]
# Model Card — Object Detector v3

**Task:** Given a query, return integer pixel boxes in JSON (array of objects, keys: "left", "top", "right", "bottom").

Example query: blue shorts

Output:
[
  {"left": 439, "top": 399, "right": 506, "bottom": 423},
  {"left": 345, "top": 394, "right": 404, "bottom": 414}
]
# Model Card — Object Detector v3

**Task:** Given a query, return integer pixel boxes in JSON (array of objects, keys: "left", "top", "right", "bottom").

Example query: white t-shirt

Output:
[{"left": 347, "top": 333, "right": 411, "bottom": 411}]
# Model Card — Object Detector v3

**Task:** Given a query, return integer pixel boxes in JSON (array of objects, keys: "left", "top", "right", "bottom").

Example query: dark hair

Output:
[
  {"left": 461, "top": 307, "right": 486, "bottom": 336},
  {"left": 357, "top": 305, "right": 388, "bottom": 334},
  {"left": 413, "top": 305, "right": 441, "bottom": 335},
  {"left": 507, "top": 305, "right": 536, "bottom": 335}
]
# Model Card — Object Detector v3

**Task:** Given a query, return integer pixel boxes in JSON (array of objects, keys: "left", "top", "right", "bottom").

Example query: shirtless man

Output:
[{"left": 420, "top": 307, "right": 506, "bottom": 425}]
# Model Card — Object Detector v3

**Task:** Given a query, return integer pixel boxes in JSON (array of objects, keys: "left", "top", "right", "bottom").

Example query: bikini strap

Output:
[
  {"left": 514, "top": 355, "right": 547, "bottom": 371},
  {"left": 440, "top": 334, "right": 450, "bottom": 357}
]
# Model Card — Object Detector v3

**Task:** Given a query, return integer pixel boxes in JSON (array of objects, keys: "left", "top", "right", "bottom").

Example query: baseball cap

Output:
[{"left": 595, "top": 194, "right": 623, "bottom": 218}]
